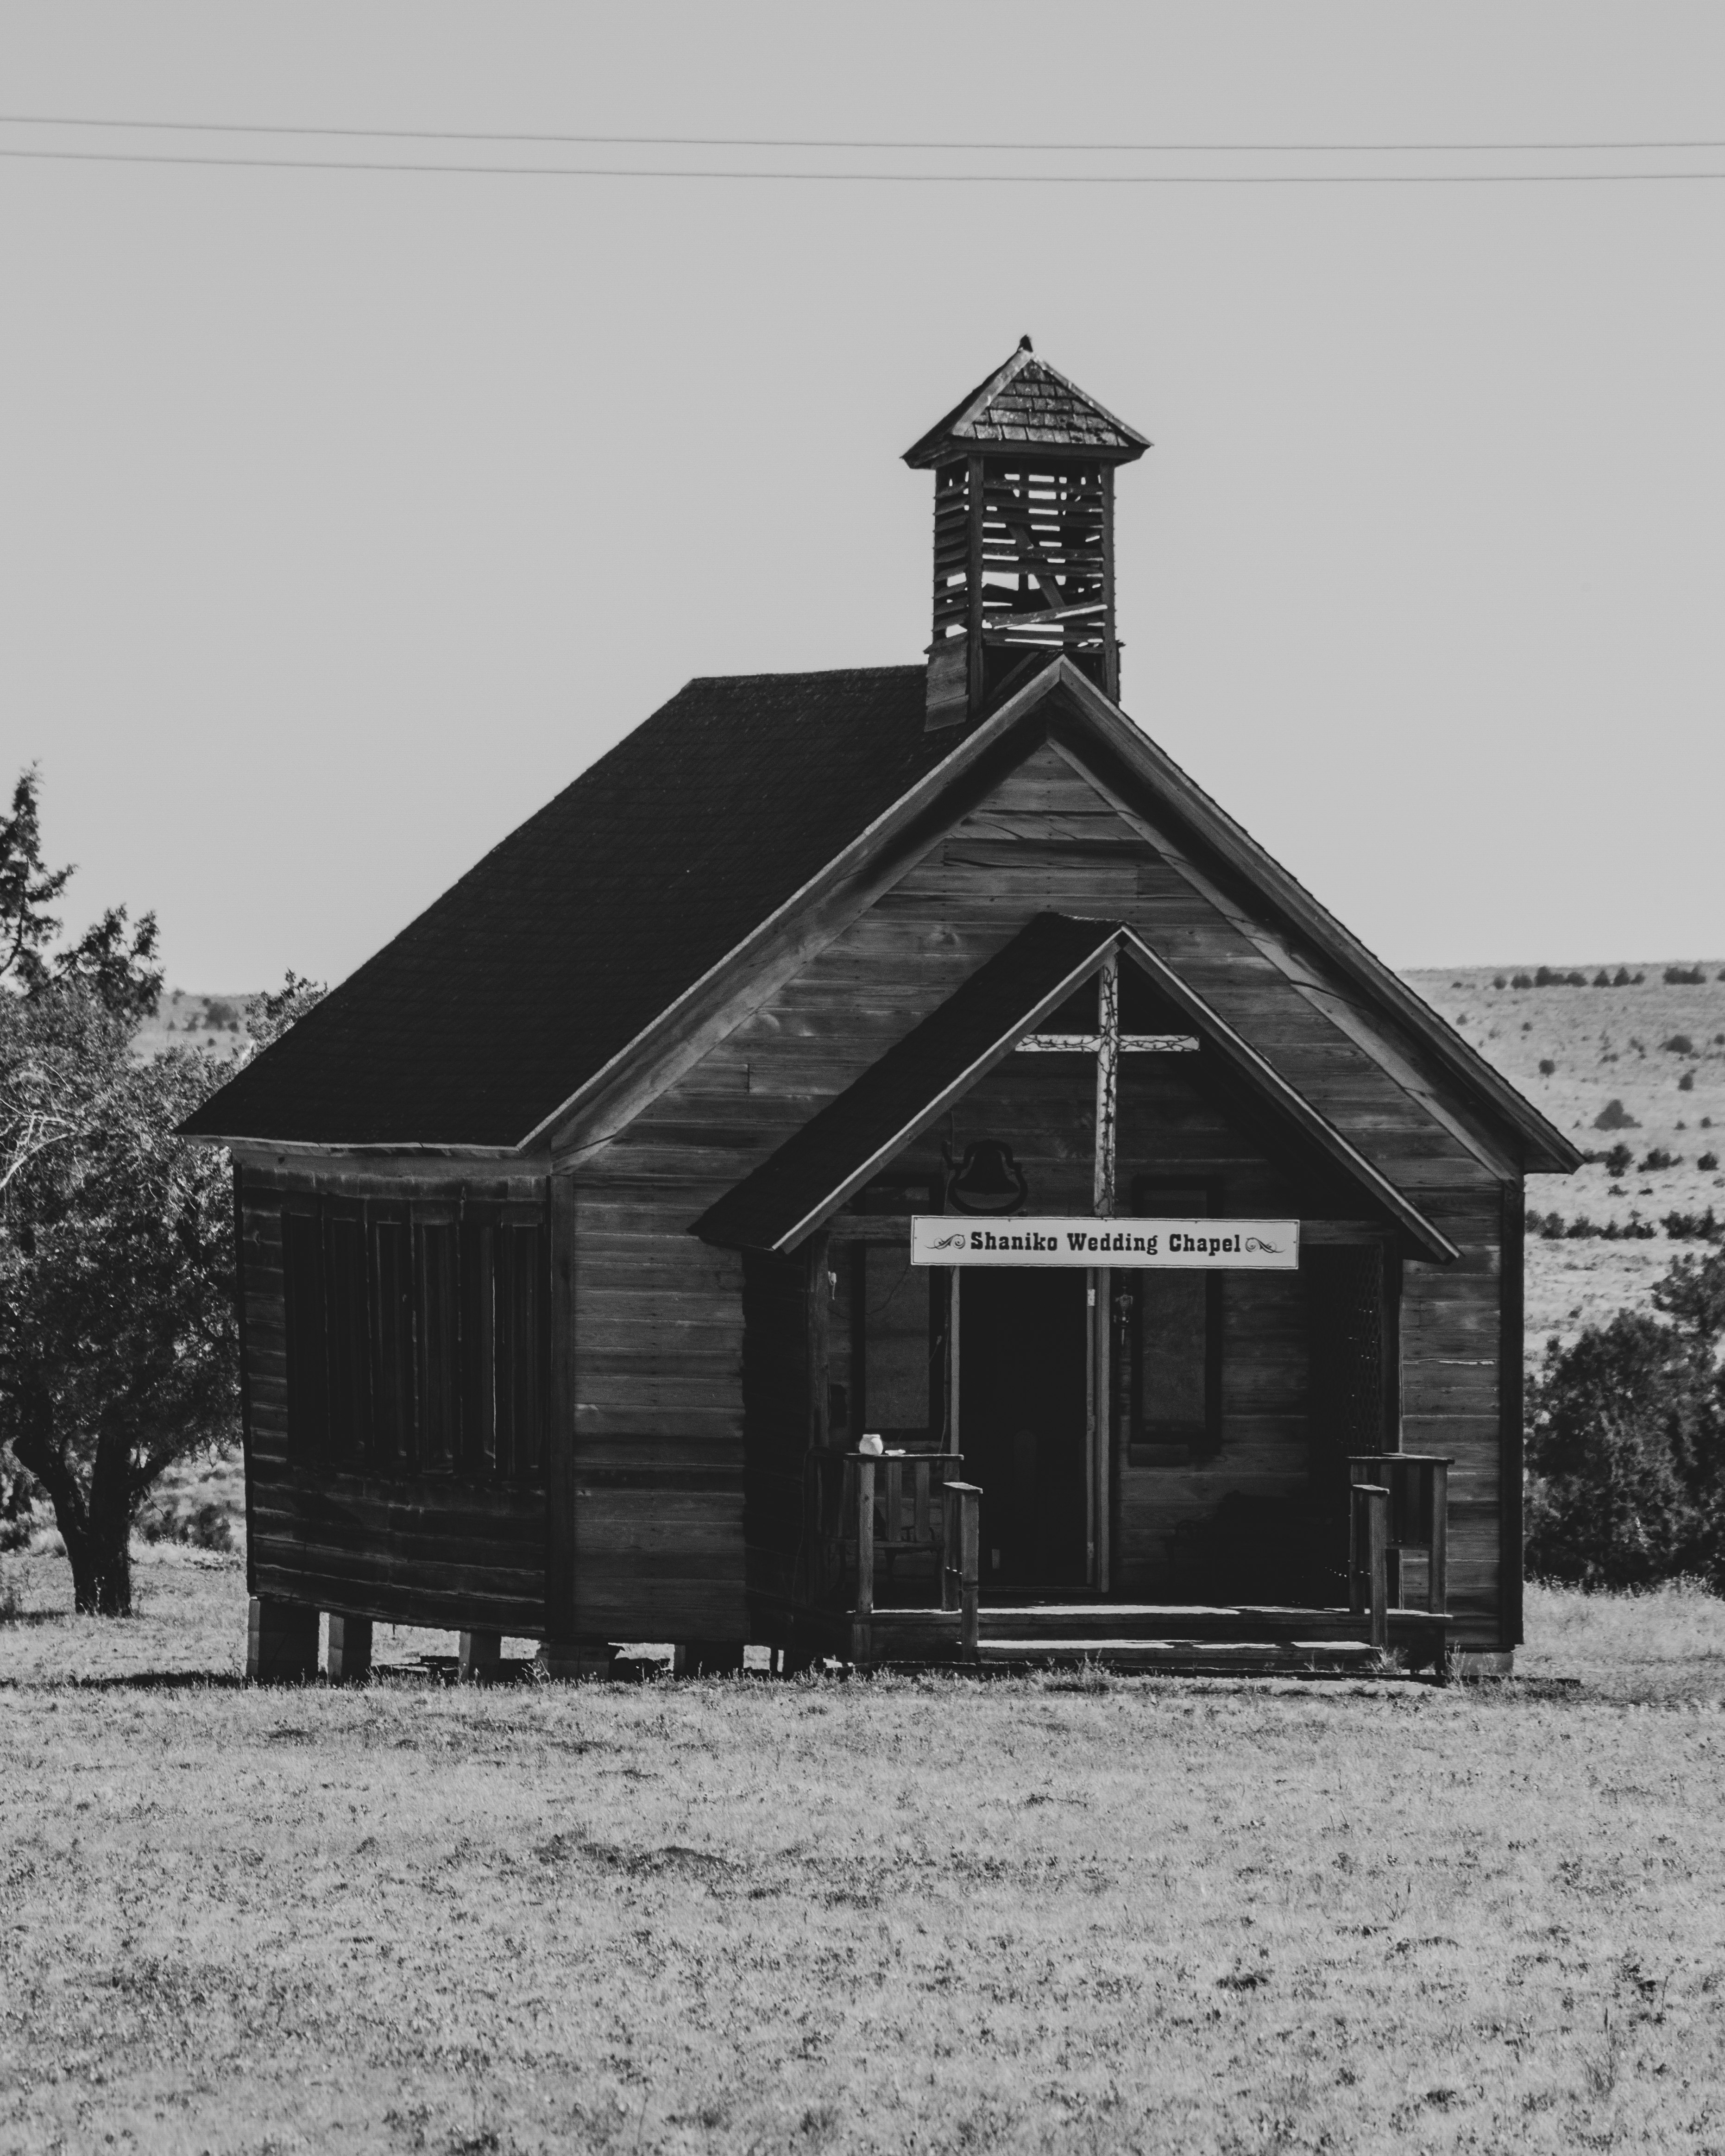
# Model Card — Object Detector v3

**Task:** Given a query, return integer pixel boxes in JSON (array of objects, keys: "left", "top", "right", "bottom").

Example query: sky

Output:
[{"left": 2, "top": 2, "right": 1723, "bottom": 993}]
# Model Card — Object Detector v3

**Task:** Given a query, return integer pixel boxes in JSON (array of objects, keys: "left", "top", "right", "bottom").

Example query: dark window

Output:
[
  {"left": 842, "top": 1178, "right": 944, "bottom": 1447},
  {"left": 1115, "top": 1180, "right": 1221, "bottom": 1453},
  {"left": 277, "top": 1194, "right": 547, "bottom": 1482}
]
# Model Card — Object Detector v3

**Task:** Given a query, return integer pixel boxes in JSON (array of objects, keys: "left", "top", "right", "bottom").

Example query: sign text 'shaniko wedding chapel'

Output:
[{"left": 182, "top": 341, "right": 1578, "bottom": 1681}]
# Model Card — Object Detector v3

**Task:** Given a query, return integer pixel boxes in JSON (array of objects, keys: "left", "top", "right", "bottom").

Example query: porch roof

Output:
[{"left": 693, "top": 912, "right": 1460, "bottom": 1263}]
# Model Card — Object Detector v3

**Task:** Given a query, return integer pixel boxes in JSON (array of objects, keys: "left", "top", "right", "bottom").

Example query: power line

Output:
[
  {"left": 3, "top": 145, "right": 1725, "bottom": 184},
  {"left": 3, "top": 114, "right": 1725, "bottom": 154}
]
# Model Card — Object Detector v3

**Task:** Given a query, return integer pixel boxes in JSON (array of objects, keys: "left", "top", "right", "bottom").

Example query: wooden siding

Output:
[
  {"left": 561, "top": 739, "right": 1512, "bottom": 1648},
  {"left": 1401, "top": 1189, "right": 1507, "bottom": 1649},
  {"left": 239, "top": 1160, "right": 550, "bottom": 1635}
]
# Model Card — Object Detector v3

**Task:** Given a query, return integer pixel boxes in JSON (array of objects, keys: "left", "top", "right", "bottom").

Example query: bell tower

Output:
[{"left": 904, "top": 338, "right": 1150, "bottom": 729}]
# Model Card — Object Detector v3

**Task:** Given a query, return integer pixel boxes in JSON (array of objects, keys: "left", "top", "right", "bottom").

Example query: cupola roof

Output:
[{"left": 902, "top": 337, "right": 1151, "bottom": 469}]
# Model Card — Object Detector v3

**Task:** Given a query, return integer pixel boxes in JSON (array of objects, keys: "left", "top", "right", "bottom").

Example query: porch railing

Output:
[
  {"left": 1348, "top": 1452, "right": 1451, "bottom": 1652},
  {"left": 806, "top": 1451, "right": 980, "bottom": 1659}
]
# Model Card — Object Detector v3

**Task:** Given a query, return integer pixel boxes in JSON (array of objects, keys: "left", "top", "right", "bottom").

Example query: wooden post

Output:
[
  {"left": 1429, "top": 1459, "right": 1450, "bottom": 1615},
  {"left": 1092, "top": 946, "right": 1118, "bottom": 1594},
  {"left": 1093, "top": 950, "right": 1119, "bottom": 1219},
  {"left": 247, "top": 1596, "right": 318, "bottom": 1684},
  {"left": 545, "top": 1174, "right": 579, "bottom": 1659},
  {"left": 1350, "top": 1486, "right": 1390, "bottom": 1651},
  {"left": 1085, "top": 1272, "right": 1097, "bottom": 1583},
  {"left": 1101, "top": 465, "right": 1119, "bottom": 700},
  {"left": 459, "top": 1628, "right": 502, "bottom": 1682},
  {"left": 966, "top": 453, "right": 986, "bottom": 713},
  {"left": 951, "top": 1482, "right": 981, "bottom": 1657},
  {"left": 855, "top": 1457, "right": 875, "bottom": 1620},
  {"left": 806, "top": 1230, "right": 831, "bottom": 1452},
  {"left": 947, "top": 1268, "right": 961, "bottom": 1455},
  {"left": 326, "top": 1613, "right": 372, "bottom": 1685},
  {"left": 1094, "top": 1276, "right": 1111, "bottom": 1595}
]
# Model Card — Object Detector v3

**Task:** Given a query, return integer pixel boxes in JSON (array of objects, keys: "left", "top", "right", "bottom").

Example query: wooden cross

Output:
[{"left": 1013, "top": 950, "right": 1197, "bottom": 1215}]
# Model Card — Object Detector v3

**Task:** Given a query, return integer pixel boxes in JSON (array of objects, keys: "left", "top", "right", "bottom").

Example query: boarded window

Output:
[
  {"left": 371, "top": 1216, "right": 415, "bottom": 1468},
  {"left": 496, "top": 1220, "right": 545, "bottom": 1478},
  {"left": 460, "top": 1217, "right": 497, "bottom": 1476},
  {"left": 282, "top": 1210, "right": 327, "bottom": 1459},
  {"left": 416, "top": 1220, "right": 460, "bottom": 1472},
  {"left": 278, "top": 1194, "right": 547, "bottom": 1482},
  {"left": 324, "top": 1211, "right": 370, "bottom": 1463}
]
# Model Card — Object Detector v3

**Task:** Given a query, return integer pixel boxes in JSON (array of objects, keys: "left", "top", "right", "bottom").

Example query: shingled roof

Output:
[
  {"left": 902, "top": 340, "right": 1151, "bottom": 468},
  {"left": 181, "top": 667, "right": 945, "bottom": 1149},
  {"left": 181, "top": 651, "right": 1579, "bottom": 1174}
]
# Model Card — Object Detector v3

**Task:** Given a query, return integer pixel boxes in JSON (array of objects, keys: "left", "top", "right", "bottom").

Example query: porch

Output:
[{"left": 795, "top": 1448, "right": 1454, "bottom": 1680}]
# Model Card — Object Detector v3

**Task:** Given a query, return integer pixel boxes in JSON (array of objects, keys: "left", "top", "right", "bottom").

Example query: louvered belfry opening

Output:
[{"left": 906, "top": 339, "right": 1150, "bottom": 729}]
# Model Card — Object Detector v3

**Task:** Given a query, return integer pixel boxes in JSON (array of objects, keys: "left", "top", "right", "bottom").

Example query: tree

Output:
[
  {"left": 1525, "top": 1245, "right": 1725, "bottom": 1590},
  {"left": 0, "top": 768, "right": 321, "bottom": 1613},
  {"left": 0, "top": 988, "right": 239, "bottom": 1611}
]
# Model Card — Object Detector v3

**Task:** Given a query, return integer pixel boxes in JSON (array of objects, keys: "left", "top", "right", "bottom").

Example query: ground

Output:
[{"left": 4, "top": 1549, "right": 1725, "bottom": 2155}]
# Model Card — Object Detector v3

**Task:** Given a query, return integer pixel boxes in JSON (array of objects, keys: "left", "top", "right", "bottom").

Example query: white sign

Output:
[{"left": 910, "top": 1216, "right": 1299, "bottom": 1269}]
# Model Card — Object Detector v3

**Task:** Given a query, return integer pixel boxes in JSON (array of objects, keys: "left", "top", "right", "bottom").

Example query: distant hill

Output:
[
  {"left": 135, "top": 988, "right": 256, "bottom": 1068},
  {"left": 1404, "top": 964, "right": 1725, "bottom": 1352}
]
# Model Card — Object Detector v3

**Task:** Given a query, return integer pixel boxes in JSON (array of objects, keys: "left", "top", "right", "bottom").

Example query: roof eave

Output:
[{"left": 1041, "top": 662, "right": 1583, "bottom": 1177}]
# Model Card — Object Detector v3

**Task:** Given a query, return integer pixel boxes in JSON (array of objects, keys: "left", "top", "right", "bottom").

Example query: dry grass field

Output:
[{"left": 4, "top": 1550, "right": 1725, "bottom": 2155}]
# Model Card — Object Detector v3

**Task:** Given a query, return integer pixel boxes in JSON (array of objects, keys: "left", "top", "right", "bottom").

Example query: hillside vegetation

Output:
[{"left": 1404, "top": 964, "right": 1725, "bottom": 1351}]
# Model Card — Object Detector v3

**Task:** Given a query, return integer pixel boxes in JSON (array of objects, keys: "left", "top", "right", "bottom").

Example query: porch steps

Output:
[
  {"left": 980, "top": 1602, "right": 1367, "bottom": 1642},
  {"left": 969, "top": 1603, "right": 1450, "bottom": 1678},
  {"left": 977, "top": 1639, "right": 1386, "bottom": 1675}
]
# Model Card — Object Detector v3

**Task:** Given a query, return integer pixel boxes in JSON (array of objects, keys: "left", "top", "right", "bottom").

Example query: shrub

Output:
[
  {"left": 134, "top": 1492, "right": 235, "bottom": 1552},
  {"left": 1492, "top": 974, "right": 1507, "bottom": 990},
  {"left": 1663, "top": 1208, "right": 1725, "bottom": 1242},
  {"left": 1680, "top": 1070, "right": 1695, "bottom": 1093},
  {"left": 1700, "top": 1150, "right": 1721, "bottom": 1172},
  {"left": 1511, "top": 972, "right": 1533, "bottom": 990},
  {"left": 1605, "top": 1142, "right": 1635, "bottom": 1177},
  {"left": 1664, "top": 1034, "right": 1695, "bottom": 1055},
  {"left": 1642, "top": 1148, "right": 1680, "bottom": 1171},
  {"left": 1664, "top": 965, "right": 1706, "bottom": 986},
  {"left": 1593, "top": 1098, "right": 1639, "bottom": 1131},
  {"left": 203, "top": 997, "right": 239, "bottom": 1030},
  {"left": 1525, "top": 1245, "right": 1725, "bottom": 1590},
  {"left": 1538, "top": 1058, "right": 1556, "bottom": 1076}
]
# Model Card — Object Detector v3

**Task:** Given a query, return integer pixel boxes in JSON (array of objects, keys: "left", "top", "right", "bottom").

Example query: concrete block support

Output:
[
  {"left": 326, "top": 1614, "right": 373, "bottom": 1685},
  {"left": 459, "top": 1628, "right": 502, "bottom": 1682},
  {"left": 247, "top": 1596, "right": 319, "bottom": 1683}
]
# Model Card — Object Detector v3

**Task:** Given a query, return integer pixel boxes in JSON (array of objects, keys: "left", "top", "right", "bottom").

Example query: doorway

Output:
[{"left": 960, "top": 1269, "right": 1090, "bottom": 1594}]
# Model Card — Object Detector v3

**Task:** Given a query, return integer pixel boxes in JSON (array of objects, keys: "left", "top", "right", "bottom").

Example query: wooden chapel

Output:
[{"left": 183, "top": 338, "right": 1578, "bottom": 1681}]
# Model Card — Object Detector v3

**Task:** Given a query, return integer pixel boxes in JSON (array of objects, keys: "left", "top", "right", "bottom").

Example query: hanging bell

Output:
[{"left": 945, "top": 1139, "right": 1029, "bottom": 1216}]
